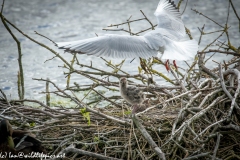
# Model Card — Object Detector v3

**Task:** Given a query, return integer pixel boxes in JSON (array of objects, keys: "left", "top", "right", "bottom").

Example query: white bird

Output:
[{"left": 56, "top": 0, "right": 198, "bottom": 62}]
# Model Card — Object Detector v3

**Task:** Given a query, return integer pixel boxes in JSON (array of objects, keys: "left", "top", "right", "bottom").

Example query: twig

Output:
[
  {"left": 199, "top": 49, "right": 240, "bottom": 57},
  {"left": 229, "top": 0, "right": 240, "bottom": 21},
  {"left": 219, "top": 64, "right": 240, "bottom": 117},
  {"left": 183, "top": 152, "right": 210, "bottom": 160},
  {"left": 132, "top": 115, "right": 166, "bottom": 160},
  {"left": 212, "top": 133, "right": 222, "bottom": 160},
  {"left": 35, "top": 31, "right": 57, "bottom": 45},
  {"left": 191, "top": 8, "right": 224, "bottom": 28},
  {"left": 0, "top": 2, "right": 24, "bottom": 100},
  {"left": 140, "top": 10, "right": 155, "bottom": 30},
  {"left": 194, "top": 119, "right": 225, "bottom": 140}
]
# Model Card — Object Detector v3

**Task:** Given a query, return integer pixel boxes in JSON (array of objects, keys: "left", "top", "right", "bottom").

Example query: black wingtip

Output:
[{"left": 168, "top": 0, "right": 179, "bottom": 10}]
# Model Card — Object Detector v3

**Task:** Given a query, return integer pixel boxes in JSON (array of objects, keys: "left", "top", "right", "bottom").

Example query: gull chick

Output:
[{"left": 119, "top": 77, "right": 145, "bottom": 113}]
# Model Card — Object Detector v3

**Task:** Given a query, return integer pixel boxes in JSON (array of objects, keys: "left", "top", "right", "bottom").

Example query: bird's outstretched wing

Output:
[
  {"left": 154, "top": 0, "right": 185, "bottom": 38},
  {"left": 56, "top": 35, "right": 158, "bottom": 59}
]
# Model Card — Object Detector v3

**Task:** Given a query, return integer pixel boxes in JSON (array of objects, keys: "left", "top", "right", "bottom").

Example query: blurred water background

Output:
[{"left": 0, "top": 0, "right": 239, "bottom": 100}]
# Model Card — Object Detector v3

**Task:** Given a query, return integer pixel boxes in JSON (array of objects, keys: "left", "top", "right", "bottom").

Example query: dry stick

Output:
[
  {"left": 132, "top": 115, "right": 166, "bottom": 160},
  {"left": 140, "top": 10, "right": 155, "bottom": 30},
  {"left": 198, "top": 24, "right": 205, "bottom": 45},
  {"left": 199, "top": 49, "right": 240, "bottom": 57},
  {"left": 219, "top": 123, "right": 240, "bottom": 132},
  {"left": 224, "top": 1, "right": 238, "bottom": 52},
  {"left": 170, "top": 66, "right": 188, "bottom": 93},
  {"left": 17, "top": 72, "right": 22, "bottom": 100},
  {"left": 182, "top": 152, "right": 211, "bottom": 160},
  {"left": 204, "top": 29, "right": 226, "bottom": 35},
  {"left": 134, "top": 25, "right": 157, "bottom": 35},
  {"left": 0, "top": 89, "right": 15, "bottom": 116},
  {"left": 132, "top": 124, "right": 146, "bottom": 159},
  {"left": 198, "top": 88, "right": 222, "bottom": 109},
  {"left": 46, "top": 78, "right": 50, "bottom": 106},
  {"left": 128, "top": 121, "right": 133, "bottom": 160},
  {"left": 229, "top": 0, "right": 240, "bottom": 32},
  {"left": 72, "top": 69, "right": 131, "bottom": 79},
  {"left": 127, "top": 16, "right": 132, "bottom": 35},
  {"left": 194, "top": 119, "right": 225, "bottom": 140},
  {"left": 198, "top": 56, "right": 219, "bottom": 79},
  {"left": 150, "top": 68, "right": 174, "bottom": 84},
  {"left": 212, "top": 133, "right": 222, "bottom": 160},
  {"left": 66, "top": 53, "right": 77, "bottom": 88},
  {"left": 35, "top": 31, "right": 56, "bottom": 45},
  {"left": 102, "top": 28, "right": 133, "bottom": 34},
  {"left": 191, "top": 8, "right": 224, "bottom": 28},
  {"left": 219, "top": 64, "right": 240, "bottom": 117},
  {"left": 107, "top": 18, "right": 145, "bottom": 27},
  {"left": 225, "top": 1, "right": 231, "bottom": 46},
  {"left": 223, "top": 69, "right": 240, "bottom": 115},
  {"left": 0, "top": 5, "right": 24, "bottom": 100},
  {"left": 180, "top": 0, "right": 188, "bottom": 15},
  {"left": 198, "top": 78, "right": 212, "bottom": 88}
]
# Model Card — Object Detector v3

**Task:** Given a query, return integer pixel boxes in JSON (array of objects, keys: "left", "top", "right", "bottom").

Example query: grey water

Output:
[{"left": 0, "top": 0, "right": 239, "bottom": 100}]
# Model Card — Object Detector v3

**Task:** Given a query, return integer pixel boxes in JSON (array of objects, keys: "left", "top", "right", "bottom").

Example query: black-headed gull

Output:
[{"left": 56, "top": 0, "right": 198, "bottom": 64}]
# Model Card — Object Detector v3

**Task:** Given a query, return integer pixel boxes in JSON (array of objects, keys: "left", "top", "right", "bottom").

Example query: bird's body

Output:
[
  {"left": 56, "top": 0, "right": 198, "bottom": 61},
  {"left": 119, "top": 77, "right": 145, "bottom": 113},
  {"left": 0, "top": 119, "right": 14, "bottom": 149},
  {"left": 0, "top": 119, "right": 46, "bottom": 154}
]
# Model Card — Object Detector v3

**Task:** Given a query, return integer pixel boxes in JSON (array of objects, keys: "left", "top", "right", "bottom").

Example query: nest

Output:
[{"left": 1, "top": 61, "right": 240, "bottom": 159}]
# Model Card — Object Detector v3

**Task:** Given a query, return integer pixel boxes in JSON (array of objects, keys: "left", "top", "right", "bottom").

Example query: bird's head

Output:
[
  {"left": 0, "top": 119, "right": 13, "bottom": 137},
  {"left": 0, "top": 119, "right": 14, "bottom": 148},
  {"left": 119, "top": 77, "right": 127, "bottom": 87}
]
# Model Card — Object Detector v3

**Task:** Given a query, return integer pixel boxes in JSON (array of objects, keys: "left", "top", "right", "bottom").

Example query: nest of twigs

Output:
[{"left": 1, "top": 56, "right": 240, "bottom": 159}]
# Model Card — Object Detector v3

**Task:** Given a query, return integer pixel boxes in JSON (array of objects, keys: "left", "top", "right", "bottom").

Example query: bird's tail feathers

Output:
[{"left": 159, "top": 39, "right": 198, "bottom": 61}]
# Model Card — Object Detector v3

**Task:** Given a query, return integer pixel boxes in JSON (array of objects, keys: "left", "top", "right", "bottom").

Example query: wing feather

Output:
[{"left": 154, "top": 0, "right": 185, "bottom": 37}]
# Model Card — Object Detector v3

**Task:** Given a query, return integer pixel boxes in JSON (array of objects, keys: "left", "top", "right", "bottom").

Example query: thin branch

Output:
[{"left": 132, "top": 115, "right": 166, "bottom": 160}]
